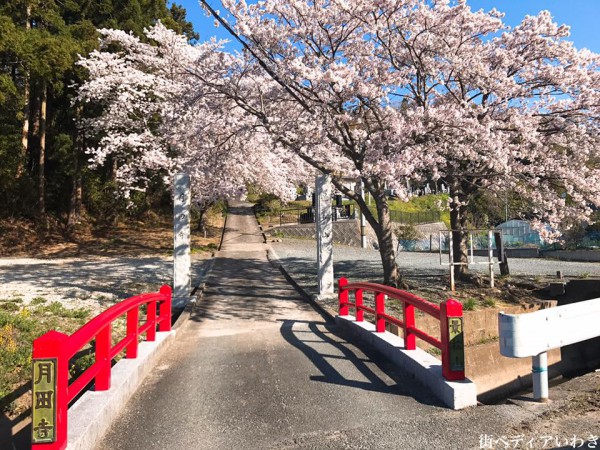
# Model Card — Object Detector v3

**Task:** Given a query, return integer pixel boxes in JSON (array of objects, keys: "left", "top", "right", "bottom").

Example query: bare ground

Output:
[
  {"left": 505, "top": 371, "right": 600, "bottom": 448},
  {"left": 0, "top": 215, "right": 223, "bottom": 258}
]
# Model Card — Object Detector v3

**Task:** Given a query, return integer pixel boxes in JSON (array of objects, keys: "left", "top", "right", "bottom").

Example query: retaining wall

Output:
[
  {"left": 542, "top": 249, "right": 600, "bottom": 262},
  {"left": 267, "top": 220, "right": 448, "bottom": 250},
  {"left": 265, "top": 220, "right": 365, "bottom": 247},
  {"left": 385, "top": 301, "right": 560, "bottom": 399}
]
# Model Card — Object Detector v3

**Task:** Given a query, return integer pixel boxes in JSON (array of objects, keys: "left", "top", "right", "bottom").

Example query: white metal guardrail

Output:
[{"left": 498, "top": 297, "right": 600, "bottom": 401}]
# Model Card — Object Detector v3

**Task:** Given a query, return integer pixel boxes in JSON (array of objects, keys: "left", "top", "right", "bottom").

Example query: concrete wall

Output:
[
  {"left": 542, "top": 249, "right": 600, "bottom": 262},
  {"left": 466, "top": 344, "right": 562, "bottom": 401},
  {"left": 268, "top": 219, "right": 448, "bottom": 251},
  {"left": 266, "top": 220, "right": 364, "bottom": 247},
  {"left": 505, "top": 248, "right": 540, "bottom": 258},
  {"left": 472, "top": 248, "right": 540, "bottom": 258}
]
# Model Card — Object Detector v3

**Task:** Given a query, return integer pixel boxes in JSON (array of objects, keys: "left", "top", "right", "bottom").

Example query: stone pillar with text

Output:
[
  {"left": 315, "top": 174, "right": 334, "bottom": 296},
  {"left": 173, "top": 173, "right": 191, "bottom": 309}
]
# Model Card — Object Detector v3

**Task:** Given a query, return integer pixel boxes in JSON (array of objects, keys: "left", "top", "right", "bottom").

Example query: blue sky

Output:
[{"left": 173, "top": 0, "right": 600, "bottom": 53}]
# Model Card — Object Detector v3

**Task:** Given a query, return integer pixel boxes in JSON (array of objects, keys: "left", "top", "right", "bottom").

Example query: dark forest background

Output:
[{"left": 0, "top": 0, "right": 198, "bottom": 232}]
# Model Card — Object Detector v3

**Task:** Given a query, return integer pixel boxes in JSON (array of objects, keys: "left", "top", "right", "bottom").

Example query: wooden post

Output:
[{"left": 494, "top": 231, "right": 510, "bottom": 276}]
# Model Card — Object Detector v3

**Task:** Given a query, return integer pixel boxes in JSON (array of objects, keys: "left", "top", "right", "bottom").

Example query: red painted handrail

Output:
[
  {"left": 338, "top": 278, "right": 464, "bottom": 381},
  {"left": 31, "top": 285, "right": 172, "bottom": 450}
]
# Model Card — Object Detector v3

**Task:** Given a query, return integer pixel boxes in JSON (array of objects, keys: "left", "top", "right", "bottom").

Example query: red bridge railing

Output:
[
  {"left": 338, "top": 278, "right": 464, "bottom": 381},
  {"left": 31, "top": 285, "right": 172, "bottom": 450}
]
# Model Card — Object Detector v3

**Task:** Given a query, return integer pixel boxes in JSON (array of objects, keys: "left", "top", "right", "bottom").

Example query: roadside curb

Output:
[
  {"left": 336, "top": 315, "right": 478, "bottom": 410},
  {"left": 171, "top": 254, "right": 215, "bottom": 329},
  {"left": 67, "top": 224, "right": 220, "bottom": 448},
  {"left": 66, "top": 330, "right": 176, "bottom": 450},
  {"left": 218, "top": 204, "right": 229, "bottom": 251},
  {"left": 252, "top": 205, "right": 268, "bottom": 244},
  {"left": 268, "top": 242, "right": 478, "bottom": 410},
  {"left": 267, "top": 245, "right": 337, "bottom": 322}
]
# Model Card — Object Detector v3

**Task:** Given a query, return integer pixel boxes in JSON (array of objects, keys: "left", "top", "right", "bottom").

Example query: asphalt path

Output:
[{"left": 96, "top": 202, "right": 532, "bottom": 450}]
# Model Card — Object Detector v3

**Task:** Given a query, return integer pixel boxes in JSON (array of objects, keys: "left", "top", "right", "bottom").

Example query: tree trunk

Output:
[
  {"left": 68, "top": 106, "right": 85, "bottom": 226},
  {"left": 196, "top": 201, "right": 214, "bottom": 232},
  {"left": 374, "top": 197, "right": 400, "bottom": 287},
  {"left": 17, "top": 5, "right": 32, "bottom": 178},
  {"left": 68, "top": 159, "right": 84, "bottom": 226},
  {"left": 332, "top": 177, "right": 401, "bottom": 287},
  {"left": 110, "top": 157, "right": 118, "bottom": 182},
  {"left": 449, "top": 201, "right": 469, "bottom": 281},
  {"left": 37, "top": 81, "right": 47, "bottom": 217},
  {"left": 19, "top": 76, "right": 30, "bottom": 177}
]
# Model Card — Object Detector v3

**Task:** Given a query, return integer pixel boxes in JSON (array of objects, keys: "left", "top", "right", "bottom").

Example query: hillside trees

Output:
[
  {"left": 0, "top": 0, "right": 197, "bottom": 223},
  {"left": 202, "top": 0, "right": 600, "bottom": 284}
]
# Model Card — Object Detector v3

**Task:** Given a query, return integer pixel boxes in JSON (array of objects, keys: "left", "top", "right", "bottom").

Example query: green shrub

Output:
[
  {"left": 70, "top": 353, "right": 95, "bottom": 378},
  {"left": 0, "top": 302, "right": 20, "bottom": 312},
  {"left": 462, "top": 298, "right": 477, "bottom": 311},
  {"left": 395, "top": 224, "right": 420, "bottom": 241},
  {"left": 35, "top": 302, "right": 91, "bottom": 320},
  {"left": 30, "top": 297, "right": 47, "bottom": 305},
  {"left": 482, "top": 297, "right": 496, "bottom": 308}
]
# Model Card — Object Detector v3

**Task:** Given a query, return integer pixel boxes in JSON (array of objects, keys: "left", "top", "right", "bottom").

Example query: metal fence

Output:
[
  {"left": 398, "top": 227, "right": 544, "bottom": 252},
  {"left": 367, "top": 208, "right": 441, "bottom": 224},
  {"left": 278, "top": 204, "right": 356, "bottom": 225},
  {"left": 258, "top": 204, "right": 442, "bottom": 227},
  {"left": 390, "top": 209, "right": 441, "bottom": 224}
]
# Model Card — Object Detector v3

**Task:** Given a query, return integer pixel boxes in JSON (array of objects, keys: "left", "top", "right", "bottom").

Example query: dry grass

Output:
[{"left": 0, "top": 209, "right": 225, "bottom": 258}]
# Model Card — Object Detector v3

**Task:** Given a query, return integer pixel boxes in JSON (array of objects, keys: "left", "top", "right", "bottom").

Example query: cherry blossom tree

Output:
[
  {"left": 77, "top": 23, "right": 306, "bottom": 214},
  {"left": 204, "top": 0, "right": 600, "bottom": 283},
  {"left": 78, "top": 1, "right": 600, "bottom": 288}
]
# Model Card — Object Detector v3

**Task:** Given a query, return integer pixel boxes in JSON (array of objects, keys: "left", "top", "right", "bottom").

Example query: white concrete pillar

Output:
[
  {"left": 488, "top": 230, "right": 495, "bottom": 289},
  {"left": 316, "top": 174, "right": 334, "bottom": 296},
  {"left": 173, "top": 173, "right": 191, "bottom": 309},
  {"left": 532, "top": 352, "right": 549, "bottom": 402},
  {"left": 359, "top": 181, "right": 367, "bottom": 249}
]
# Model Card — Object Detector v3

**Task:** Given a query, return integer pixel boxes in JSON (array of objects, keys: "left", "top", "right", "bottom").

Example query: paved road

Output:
[{"left": 96, "top": 202, "right": 531, "bottom": 450}]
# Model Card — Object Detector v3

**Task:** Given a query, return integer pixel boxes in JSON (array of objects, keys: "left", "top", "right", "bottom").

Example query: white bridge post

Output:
[
  {"left": 173, "top": 173, "right": 191, "bottom": 309},
  {"left": 449, "top": 232, "right": 455, "bottom": 292},
  {"left": 488, "top": 230, "right": 495, "bottom": 289},
  {"left": 316, "top": 173, "right": 334, "bottom": 296},
  {"left": 359, "top": 180, "right": 367, "bottom": 249}
]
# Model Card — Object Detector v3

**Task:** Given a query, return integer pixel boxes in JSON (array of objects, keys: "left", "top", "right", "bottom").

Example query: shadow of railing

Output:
[
  {"left": 279, "top": 319, "right": 440, "bottom": 406},
  {"left": 0, "top": 382, "right": 31, "bottom": 450},
  {"left": 0, "top": 345, "right": 100, "bottom": 450}
]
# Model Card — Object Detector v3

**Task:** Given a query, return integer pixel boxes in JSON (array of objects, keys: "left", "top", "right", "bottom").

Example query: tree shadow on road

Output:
[
  {"left": 189, "top": 255, "right": 316, "bottom": 323},
  {"left": 279, "top": 319, "right": 442, "bottom": 408}
]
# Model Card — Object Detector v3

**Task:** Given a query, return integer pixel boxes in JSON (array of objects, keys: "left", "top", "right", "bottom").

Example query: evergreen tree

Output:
[{"left": 0, "top": 0, "right": 197, "bottom": 223}]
